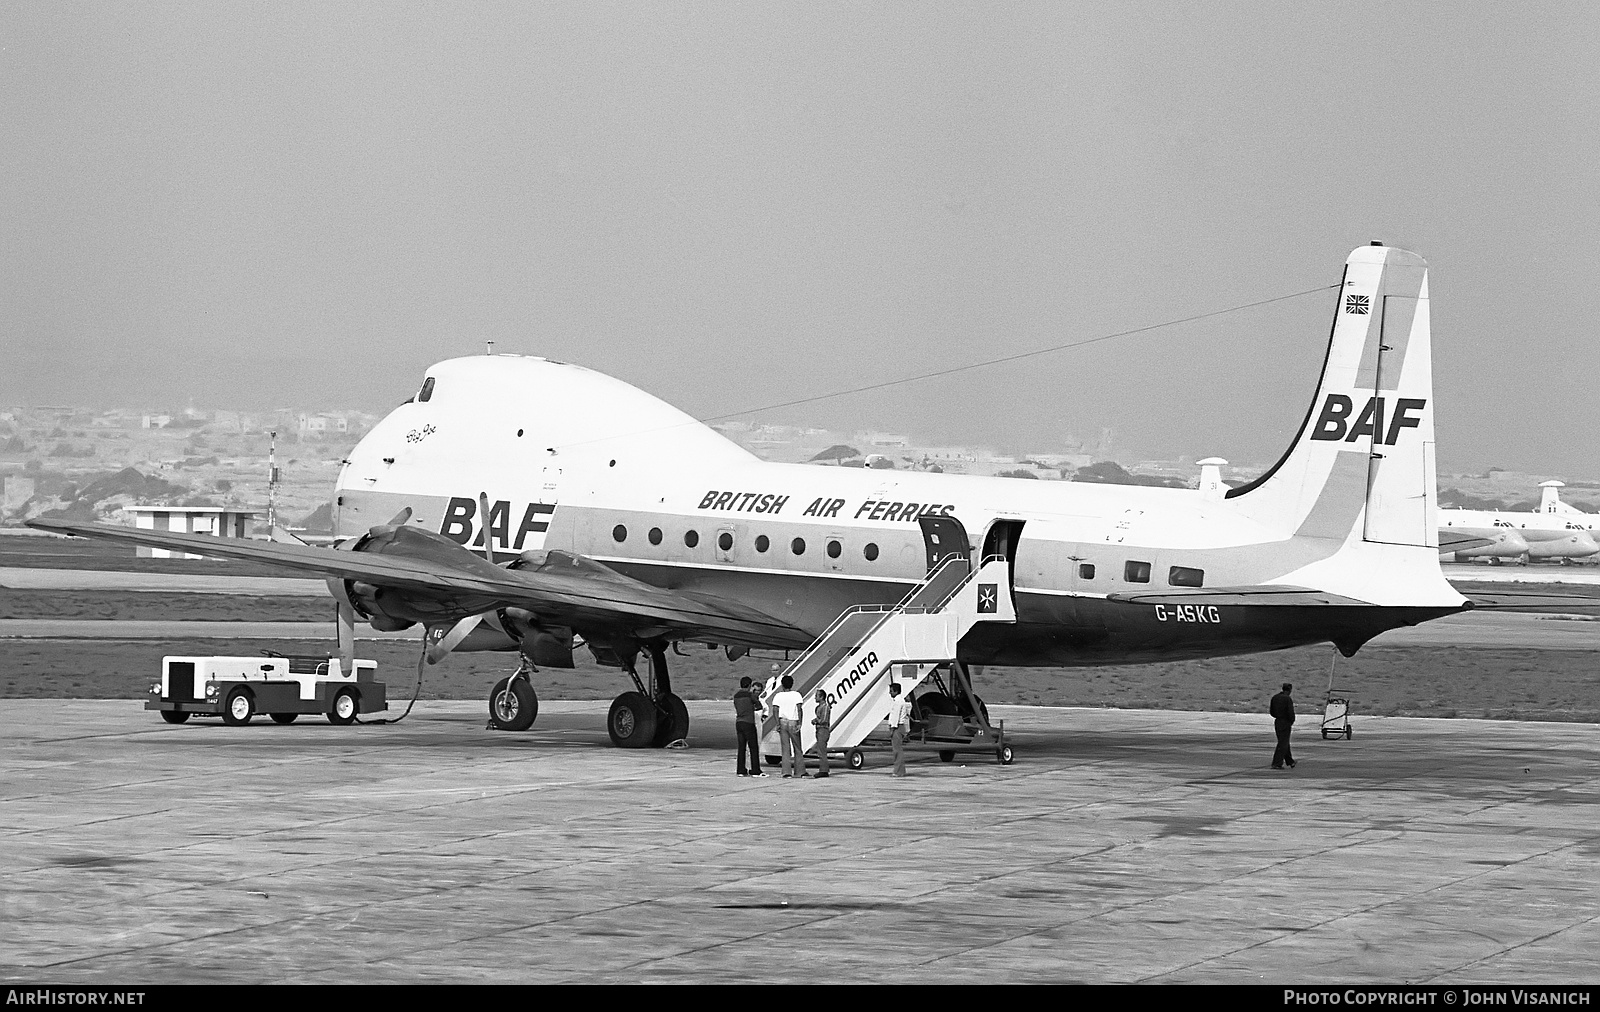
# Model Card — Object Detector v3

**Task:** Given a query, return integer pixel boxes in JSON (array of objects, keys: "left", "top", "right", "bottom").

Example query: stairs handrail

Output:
[{"left": 772, "top": 554, "right": 975, "bottom": 684}]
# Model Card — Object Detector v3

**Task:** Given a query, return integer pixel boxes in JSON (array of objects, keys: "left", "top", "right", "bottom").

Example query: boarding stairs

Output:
[{"left": 760, "top": 548, "right": 1017, "bottom": 757}]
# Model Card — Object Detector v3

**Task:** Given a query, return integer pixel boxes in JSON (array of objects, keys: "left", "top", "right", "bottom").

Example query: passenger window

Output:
[
  {"left": 648, "top": 527, "right": 663, "bottom": 546},
  {"left": 685, "top": 530, "right": 699, "bottom": 548},
  {"left": 1079, "top": 563, "right": 1095, "bottom": 580},
  {"left": 1168, "top": 566, "right": 1204, "bottom": 587},
  {"left": 755, "top": 535, "right": 770, "bottom": 553},
  {"left": 827, "top": 540, "right": 842, "bottom": 559},
  {"left": 718, "top": 532, "right": 733, "bottom": 551},
  {"left": 1124, "top": 561, "right": 1151, "bottom": 583},
  {"left": 864, "top": 543, "right": 879, "bottom": 561},
  {"left": 612, "top": 525, "right": 627, "bottom": 543},
  {"left": 418, "top": 377, "right": 435, "bottom": 402},
  {"left": 791, "top": 537, "right": 806, "bottom": 555}
]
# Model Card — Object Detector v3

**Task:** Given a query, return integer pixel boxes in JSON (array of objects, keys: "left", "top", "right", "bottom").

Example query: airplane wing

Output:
[
  {"left": 1438, "top": 529, "right": 1495, "bottom": 552},
  {"left": 1105, "top": 585, "right": 1371, "bottom": 607},
  {"left": 25, "top": 518, "right": 815, "bottom": 650}
]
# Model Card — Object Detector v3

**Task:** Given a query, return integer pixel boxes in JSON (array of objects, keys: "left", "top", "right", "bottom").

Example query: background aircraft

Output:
[{"left": 1440, "top": 481, "right": 1599, "bottom": 564}]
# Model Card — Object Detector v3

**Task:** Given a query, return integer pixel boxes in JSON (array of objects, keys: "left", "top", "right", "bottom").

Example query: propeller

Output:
[
  {"left": 477, "top": 492, "right": 495, "bottom": 565},
  {"left": 424, "top": 612, "right": 488, "bottom": 665},
  {"left": 327, "top": 578, "right": 357, "bottom": 676}
]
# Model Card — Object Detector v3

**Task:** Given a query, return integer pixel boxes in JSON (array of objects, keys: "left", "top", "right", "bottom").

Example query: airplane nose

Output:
[
  {"left": 1499, "top": 532, "right": 1531, "bottom": 554},
  {"left": 1569, "top": 532, "right": 1599, "bottom": 558}
]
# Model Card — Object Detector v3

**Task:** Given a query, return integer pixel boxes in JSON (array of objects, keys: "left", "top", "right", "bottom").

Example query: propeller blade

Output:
[
  {"left": 386, "top": 507, "right": 413, "bottom": 527},
  {"left": 424, "top": 612, "right": 486, "bottom": 665},
  {"left": 270, "top": 526, "right": 308, "bottom": 546},
  {"left": 332, "top": 590, "right": 356, "bottom": 676},
  {"left": 477, "top": 492, "right": 495, "bottom": 565}
]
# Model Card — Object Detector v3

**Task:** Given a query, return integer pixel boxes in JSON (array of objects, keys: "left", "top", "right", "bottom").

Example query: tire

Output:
[
  {"left": 915, "top": 691, "right": 960, "bottom": 722},
  {"left": 160, "top": 709, "right": 190, "bottom": 725},
  {"left": 327, "top": 688, "right": 359, "bottom": 726},
  {"left": 847, "top": 748, "right": 865, "bottom": 771},
  {"left": 765, "top": 755, "right": 781, "bottom": 766},
  {"left": 488, "top": 677, "right": 538, "bottom": 732},
  {"left": 938, "top": 750, "right": 956, "bottom": 763},
  {"left": 222, "top": 687, "right": 254, "bottom": 726},
  {"left": 652, "top": 692, "right": 690, "bottom": 747},
  {"left": 270, "top": 713, "right": 298, "bottom": 725},
  {"left": 997, "top": 744, "right": 1015, "bottom": 765},
  {"left": 607, "top": 691, "right": 658, "bottom": 748},
  {"left": 1345, "top": 727, "right": 1353, "bottom": 740}
]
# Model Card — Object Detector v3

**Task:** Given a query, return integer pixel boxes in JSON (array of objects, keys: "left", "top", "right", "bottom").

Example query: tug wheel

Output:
[
  {"left": 997, "top": 744, "right": 1015, "bottom": 765},
  {"left": 488, "top": 677, "right": 539, "bottom": 731},
  {"left": 328, "top": 688, "right": 359, "bottom": 725},
  {"left": 222, "top": 688, "right": 254, "bottom": 726},
  {"left": 846, "top": 748, "right": 865, "bottom": 771}
]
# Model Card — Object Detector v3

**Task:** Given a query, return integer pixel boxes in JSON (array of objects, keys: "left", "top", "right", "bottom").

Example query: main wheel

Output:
[
  {"left": 607, "top": 691, "right": 659, "bottom": 748},
  {"left": 222, "top": 687, "right": 254, "bottom": 726},
  {"left": 160, "top": 709, "right": 190, "bottom": 725},
  {"left": 997, "top": 743, "right": 1015, "bottom": 765},
  {"left": 846, "top": 748, "right": 865, "bottom": 771},
  {"left": 270, "top": 713, "right": 298, "bottom": 725},
  {"left": 652, "top": 692, "right": 690, "bottom": 747},
  {"left": 1345, "top": 726, "right": 1353, "bottom": 739},
  {"left": 327, "top": 688, "right": 359, "bottom": 725},
  {"left": 488, "top": 677, "right": 539, "bottom": 731},
  {"left": 939, "top": 750, "right": 956, "bottom": 763}
]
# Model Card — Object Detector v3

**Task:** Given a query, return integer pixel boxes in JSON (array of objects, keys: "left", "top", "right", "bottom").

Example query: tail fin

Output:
[{"left": 1227, "top": 244, "right": 1436, "bottom": 548}]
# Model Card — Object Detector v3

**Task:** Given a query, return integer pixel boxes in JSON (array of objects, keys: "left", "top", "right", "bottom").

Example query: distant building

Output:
[
  {"left": 142, "top": 414, "right": 173, "bottom": 429},
  {"left": 126, "top": 506, "right": 259, "bottom": 559},
  {"left": 298, "top": 412, "right": 351, "bottom": 437}
]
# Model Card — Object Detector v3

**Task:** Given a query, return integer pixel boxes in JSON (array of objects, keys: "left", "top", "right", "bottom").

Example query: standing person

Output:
[
  {"left": 886, "top": 683, "right": 913, "bottom": 777},
  {"left": 769, "top": 675, "right": 807, "bottom": 778},
  {"left": 811, "top": 688, "right": 833, "bottom": 778},
  {"left": 732, "top": 677, "right": 766, "bottom": 777},
  {"left": 1270, "top": 682, "right": 1297, "bottom": 769}
]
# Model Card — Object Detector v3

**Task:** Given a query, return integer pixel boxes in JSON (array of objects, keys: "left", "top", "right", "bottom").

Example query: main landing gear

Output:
[
  {"left": 608, "top": 642, "right": 689, "bottom": 749},
  {"left": 482, "top": 640, "right": 689, "bottom": 749}
]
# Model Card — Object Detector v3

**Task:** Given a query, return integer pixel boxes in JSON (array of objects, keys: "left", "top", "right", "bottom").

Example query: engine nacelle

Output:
[{"left": 342, "top": 580, "right": 417, "bottom": 632}]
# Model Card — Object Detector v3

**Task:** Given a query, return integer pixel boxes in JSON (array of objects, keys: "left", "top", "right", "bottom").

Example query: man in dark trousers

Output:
[
  {"left": 733, "top": 677, "right": 766, "bottom": 777},
  {"left": 1270, "top": 682, "right": 1297, "bottom": 769},
  {"left": 811, "top": 688, "right": 833, "bottom": 778}
]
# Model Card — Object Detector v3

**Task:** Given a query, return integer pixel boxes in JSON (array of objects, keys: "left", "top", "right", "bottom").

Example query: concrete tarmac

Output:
[{"left": 2, "top": 699, "right": 1597, "bottom": 984}]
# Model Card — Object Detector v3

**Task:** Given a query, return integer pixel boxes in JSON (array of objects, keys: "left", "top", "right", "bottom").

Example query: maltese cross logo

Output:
[{"left": 977, "top": 583, "right": 998, "bottom": 613}]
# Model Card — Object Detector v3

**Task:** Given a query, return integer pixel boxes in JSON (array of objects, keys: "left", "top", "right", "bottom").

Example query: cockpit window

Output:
[{"left": 418, "top": 377, "right": 435, "bottom": 402}]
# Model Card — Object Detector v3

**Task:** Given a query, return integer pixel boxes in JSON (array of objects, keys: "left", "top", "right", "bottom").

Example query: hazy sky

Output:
[{"left": 4, "top": 3, "right": 1597, "bottom": 474}]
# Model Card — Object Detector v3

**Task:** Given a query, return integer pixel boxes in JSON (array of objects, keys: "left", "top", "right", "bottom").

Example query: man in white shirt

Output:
[
  {"left": 768, "top": 675, "right": 807, "bottom": 779},
  {"left": 885, "top": 682, "right": 913, "bottom": 777}
]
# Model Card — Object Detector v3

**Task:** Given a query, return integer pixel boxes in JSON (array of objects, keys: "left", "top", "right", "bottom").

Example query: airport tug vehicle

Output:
[{"left": 149, "top": 654, "right": 388, "bottom": 726}]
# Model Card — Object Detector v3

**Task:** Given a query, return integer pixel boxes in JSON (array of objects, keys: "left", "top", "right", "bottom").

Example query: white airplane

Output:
[
  {"left": 33, "top": 243, "right": 1467, "bottom": 749},
  {"left": 1440, "top": 481, "right": 1600, "bottom": 564}
]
